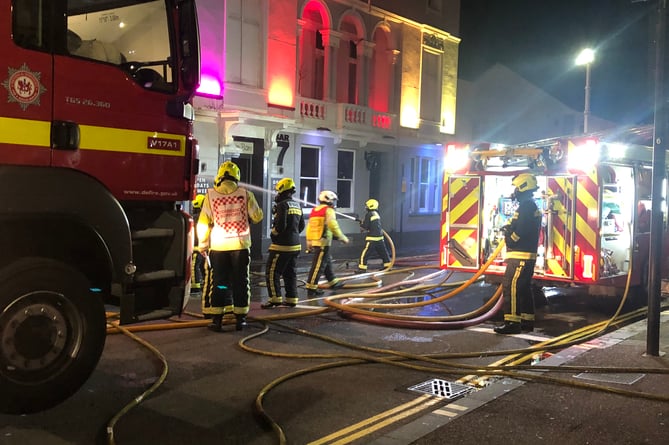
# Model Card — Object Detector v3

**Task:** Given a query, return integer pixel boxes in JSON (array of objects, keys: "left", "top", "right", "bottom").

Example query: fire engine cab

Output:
[
  {"left": 0, "top": 0, "right": 200, "bottom": 414},
  {"left": 440, "top": 125, "right": 667, "bottom": 296}
]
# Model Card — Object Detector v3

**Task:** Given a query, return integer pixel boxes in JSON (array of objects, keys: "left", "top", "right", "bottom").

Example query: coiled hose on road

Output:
[{"left": 104, "top": 230, "right": 669, "bottom": 445}]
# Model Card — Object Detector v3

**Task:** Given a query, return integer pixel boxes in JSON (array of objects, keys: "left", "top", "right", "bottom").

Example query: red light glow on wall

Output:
[{"left": 268, "top": 78, "right": 294, "bottom": 108}]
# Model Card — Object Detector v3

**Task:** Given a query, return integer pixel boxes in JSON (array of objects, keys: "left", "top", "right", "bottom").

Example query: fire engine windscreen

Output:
[{"left": 67, "top": 0, "right": 174, "bottom": 91}]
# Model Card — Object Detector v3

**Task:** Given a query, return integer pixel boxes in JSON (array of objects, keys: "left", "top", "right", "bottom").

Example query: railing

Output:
[{"left": 297, "top": 97, "right": 397, "bottom": 136}]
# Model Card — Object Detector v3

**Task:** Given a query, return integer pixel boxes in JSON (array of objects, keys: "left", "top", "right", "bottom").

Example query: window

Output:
[
  {"left": 300, "top": 146, "right": 321, "bottom": 210},
  {"left": 226, "top": 0, "right": 263, "bottom": 87},
  {"left": 337, "top": 150, "right": 355, "bottom": 210},
  {"left": 66, "top": 0, "right": 174, "bottom": 91},
  {"left": 13, "top": 0, "right": 46, "bottom": 50},
  {"left": 409, "top": 156, "right": 441, "bottom": 214},
  {"left": 420, "top": 50, "right": 442, "bottom": 122},
  {"left": 313, "top": 31, "right": 325, "bottom": 100},
  {"left": 348, "top": 41, "right": 358, "bottom": 104}
]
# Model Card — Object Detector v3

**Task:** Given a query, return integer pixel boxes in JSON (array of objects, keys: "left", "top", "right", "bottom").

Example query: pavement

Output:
[{"left": 387, "top": 310, "right": 669, "bottom": 445}]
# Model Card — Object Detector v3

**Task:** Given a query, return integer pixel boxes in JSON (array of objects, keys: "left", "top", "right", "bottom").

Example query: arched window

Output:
[
  {"left": 299, "top": 2, "right": 327, "bottom": 100},
  {"left": 370, "top": 26, "right": 392, "bottom": 112},
  {"left": 337, "top": 17, "right": 361, "bottom": 104}
]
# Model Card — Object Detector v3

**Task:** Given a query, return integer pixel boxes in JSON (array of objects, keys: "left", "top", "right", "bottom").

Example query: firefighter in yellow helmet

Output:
[
  {"left": 197, "top": 161, "right": 263, "bottom": 331},
  {"left": 495, "top": 173, "right": 542, "bottom": 335},
  {"left": 304, "top": 190, "right": 350, "bottom": 296},
  {"left": 261, "top": 178, "right": 305, "bottom": 308},
  {"left": 357, "top": 198, "right": 391, "bottom": 273},
  {"left": 190, "top": 194, "right": 206, "bottom": 293}
]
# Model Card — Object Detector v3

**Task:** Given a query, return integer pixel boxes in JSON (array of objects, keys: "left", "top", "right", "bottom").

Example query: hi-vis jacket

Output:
[
  {"left": 269, "top": 198, "right": 305, "bottom": 252},
  {"left": 360, "top": 209, "right": 384, "bottom": 241},
  {"left": 306, "top": 204, "right": 349, "bottom": 248},
  {"left": 503, "top": 197, "right": 541, "bottom": 260},
  {"left": 197, "top": 180, "right": 263, "bottom": 251}
]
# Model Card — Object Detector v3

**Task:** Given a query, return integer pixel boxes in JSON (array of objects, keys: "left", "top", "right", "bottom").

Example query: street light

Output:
[{"left": 575, "top": 48, "right": 595, "bottom": 134}]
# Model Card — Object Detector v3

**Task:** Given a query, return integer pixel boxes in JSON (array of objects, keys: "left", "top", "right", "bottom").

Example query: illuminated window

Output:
[
  {"left": 409, "top": 156, "right": 441, "bottom": 214},
  {"left": 300, "top": 146, "right": 321, "bottom": 209},
  {"left": 420, "top": 49, "right": 442, "bottom": 122},
  {"left": 65, "top": 0, "right": 175, "bottom": 92},
  {"left": 226, "top": 0, "right": 263, "bottom": 87},
  {"left": 370, "top": 27, "right": 393, "bottom": 113},
  {"left": 337, "top": 150, "right": 355, "bottom": 210}
]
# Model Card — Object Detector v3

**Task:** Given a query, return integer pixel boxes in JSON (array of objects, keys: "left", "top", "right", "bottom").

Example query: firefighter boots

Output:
[
  {"left": 521, "top": 320, "right": 534, "bottom": 332},
  {"left": 493, "top": 322, "right": 521, "bottom": 335},
  {"left": 208, "top": 314, "right": 223, "bottom": 332},
  {"left": 235, "top": 314, "right": 247, "bottom": 331}
]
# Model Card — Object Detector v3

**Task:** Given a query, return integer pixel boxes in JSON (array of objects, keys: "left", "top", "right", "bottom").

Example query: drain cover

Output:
[
  {"left": 407, "top": 378, "right": 473, "bottom": 399},
  {"left": 574, "top": 372, "right": 645, "bottom": 385}
]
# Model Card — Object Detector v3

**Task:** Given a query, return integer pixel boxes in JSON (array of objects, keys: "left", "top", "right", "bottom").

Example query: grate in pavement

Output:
[
  {"left": 573, "top": 372, "right": 645, "bottom": 385},
  {"left": 407, "top": 378, "right": 473, "bottom": 399}
]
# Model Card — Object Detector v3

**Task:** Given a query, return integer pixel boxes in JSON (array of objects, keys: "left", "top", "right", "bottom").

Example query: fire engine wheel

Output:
[{"left": 0, "top": 258, "right": 106, "bottom": 414}]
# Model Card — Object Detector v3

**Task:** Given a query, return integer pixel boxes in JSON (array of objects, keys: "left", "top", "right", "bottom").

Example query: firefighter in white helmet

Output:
[
  {"left": 357, "top": 198, "right": 391, "bottom": 273},
  {"left": 305, "top": 190, "right": 350, "bottom": 296},
  {"left": 261, "top": 178, "right": 305, "bottom": 308},
  {"left": 495, "top": 173, "right": 541, "bottom": 335},
  {"left": 197, "top": 160, "right": 263, "bottom": 332}
]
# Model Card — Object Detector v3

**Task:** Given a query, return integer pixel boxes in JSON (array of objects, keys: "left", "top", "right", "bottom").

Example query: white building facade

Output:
[{"left": 192, "top": 0, "right": 461, "bottom": 258}]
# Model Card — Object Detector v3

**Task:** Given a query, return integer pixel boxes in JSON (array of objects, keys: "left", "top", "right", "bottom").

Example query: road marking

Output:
[{"left": 308, "top": 394, "right": 441, "bottom": 445}]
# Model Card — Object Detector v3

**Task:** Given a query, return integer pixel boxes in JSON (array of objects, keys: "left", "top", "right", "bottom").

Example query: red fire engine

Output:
[
  {"left": 0, "top": 0, "right": 200, "bottom": 414},
  {"left": 440, "top": 125, "right": 668, "bottom": 297}
]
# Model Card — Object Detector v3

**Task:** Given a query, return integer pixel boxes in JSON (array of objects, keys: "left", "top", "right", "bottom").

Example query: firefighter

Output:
[
  {"left": 494, "top": 173, "right": 542, "bottom": 335},
  {"left": 305, "top": 190, "right": 350, "bottom": 296},
  {"left": 357, "top": 199, "right": 391, "bottom": 273},
  {"left": 262, "top": 178, "right": 305, "bottom": 308},
  {"left": 190, "top": 194, "right": 206, "bottom": 294},
  {"left": 197, "top": 161, "right": 263, "bottom": 332}
]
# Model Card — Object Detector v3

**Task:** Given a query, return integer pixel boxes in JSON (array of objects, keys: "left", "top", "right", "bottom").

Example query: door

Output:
[
  {"left": 544, "top": 176, "right": 575, "bottom": 279},
  {"left": 0, "top": 0, "right": 53, "bottom": 166},
  {"left": 443, "top": 175, "right": 482, "bottom": 270}
]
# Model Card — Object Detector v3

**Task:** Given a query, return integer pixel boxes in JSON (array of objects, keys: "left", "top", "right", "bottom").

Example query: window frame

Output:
[
  {"left": 336, "top": 149, "right": 355, "bottom": 212},
  {"left": 409, "top": 155, "right": 441, "bottom": 215},
  {"left": 299, "top": 145, "right": 322, "bottom": 214}
]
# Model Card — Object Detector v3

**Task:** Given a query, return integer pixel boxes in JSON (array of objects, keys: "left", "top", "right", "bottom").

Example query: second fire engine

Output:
[{"left": 440, "top": 125, "right": 668, "bottom": 296}]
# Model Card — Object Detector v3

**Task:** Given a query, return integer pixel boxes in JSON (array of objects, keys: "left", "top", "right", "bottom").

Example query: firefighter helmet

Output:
[
  {"left": 276, "top": 177, "right": 296, "bottom": 194},
  {"left": 216, "top": 161, "right": 241, "bottom": 183},
  {"left": 192, "top": 194, "right": 205, "bottom": 209},
  {"left": 365, "top": 199, "right": 379, "bottom": 210},
  {"left": 319, "top": 190, "right": 338, "bottom": 206},
  {"left": 512, "top": 173, "right": 538, "bottom": 193}
]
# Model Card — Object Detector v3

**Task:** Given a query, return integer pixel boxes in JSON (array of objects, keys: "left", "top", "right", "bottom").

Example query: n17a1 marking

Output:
[{"left": 147, "top": 137, "right": 181, "bottom": 151}]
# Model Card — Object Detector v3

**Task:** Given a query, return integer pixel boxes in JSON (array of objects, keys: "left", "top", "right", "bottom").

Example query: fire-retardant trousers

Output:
[
  {"left": 265, "top": 250, "right": 299, "bottom": 305},
  {"left": 202, "top": 248, "right": 251, "bottom": 317},
  {"left": 502, "top": 258, "right": 536, "bottom": 324},
  {"left": 305, "top": 245, "right": 339, "bottom": 290},
  {"left": 358, "top": 239, "right": 391, "bottom": 271}
]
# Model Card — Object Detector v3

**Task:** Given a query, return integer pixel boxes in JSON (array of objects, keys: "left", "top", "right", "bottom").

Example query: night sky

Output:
[{"left": 459, "top": 0, "right": 658, "bottom": 125}]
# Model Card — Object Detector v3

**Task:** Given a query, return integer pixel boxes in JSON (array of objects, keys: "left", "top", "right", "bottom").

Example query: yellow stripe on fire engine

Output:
[
  {"left": 575, "top": 178, "right": 598, "bottom": 248},
  {"left": 0, "top": 117, "right": 51, "bottom": 147},
  {"left": 450, "top": 187, "right": 479, "bottom": 224},
  {"left": 79, "top": 125, "right": 186, "bottom": 156}
]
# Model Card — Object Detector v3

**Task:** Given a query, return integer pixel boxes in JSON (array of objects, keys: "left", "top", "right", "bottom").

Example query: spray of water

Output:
[{"left": 238, "top": 181, "right": 358, "bottom": 221}]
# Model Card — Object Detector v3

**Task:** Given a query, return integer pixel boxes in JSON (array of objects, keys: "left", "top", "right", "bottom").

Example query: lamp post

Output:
[{"left": 575, "top": 48, "right": 595, "bottom": 134}]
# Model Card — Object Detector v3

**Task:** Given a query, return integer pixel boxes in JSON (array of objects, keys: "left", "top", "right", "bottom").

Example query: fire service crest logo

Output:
[{"left": 2, "top": 63, "right": 46, "bottom": 111}]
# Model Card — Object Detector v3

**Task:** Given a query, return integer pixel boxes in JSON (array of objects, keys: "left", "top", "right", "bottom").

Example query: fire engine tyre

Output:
[{"left": 0, "top": 258, "right": 106, "bottom": 414}]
